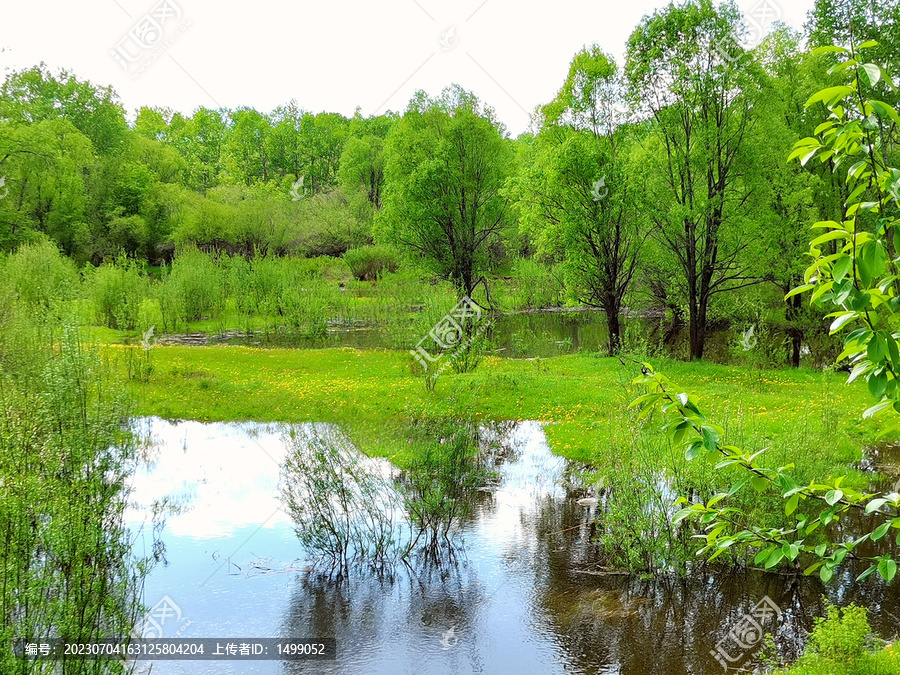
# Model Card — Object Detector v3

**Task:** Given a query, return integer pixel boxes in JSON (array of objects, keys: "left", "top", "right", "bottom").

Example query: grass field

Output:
[{"left": 121, "top": 345, "right": 878, "bottom": 485}]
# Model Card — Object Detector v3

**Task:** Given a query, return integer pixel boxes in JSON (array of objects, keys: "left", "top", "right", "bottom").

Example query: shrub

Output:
[
  {"left": 343, "top": 245, "right": 399, "bottom": 281},
  {"left": 508, "top": 257, "right": 565, "bottom": 309},
  {"left": 807, "top": 602, "right": 871, "bottom": 663},
  {"left": 86, "top": 255, "right": 148, "bottom": 330},
  {"left": 280, "top": 425, "right": 407, "bottom": 573},
  {"left": 159, "top": 246, "right": 226, "bottom": 324},
  {"left": 776, "top": 602, "right": 900, "bottom": 675},
  {"left": 2, "top": 239, "right": 80, "bottom": 308}
]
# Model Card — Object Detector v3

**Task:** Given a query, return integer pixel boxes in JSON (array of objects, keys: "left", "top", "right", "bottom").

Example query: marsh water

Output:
[
  {"left": 155, "top": 310, "right": 744, "bottom": 363},
  {"left": 126, "top": 418, "right": 899, "bottom": 675}
]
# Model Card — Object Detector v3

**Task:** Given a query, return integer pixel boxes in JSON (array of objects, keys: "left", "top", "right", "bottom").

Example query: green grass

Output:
[
  {"left": 120, "top": 345, "right": 877, "bottom": 479},
  {"left": 776, "top": 649, "right": 900, "bottom": 675}
]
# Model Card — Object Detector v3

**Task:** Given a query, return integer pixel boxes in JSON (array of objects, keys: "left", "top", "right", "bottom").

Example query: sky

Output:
[{"left": 1, "top": 0, "right": 816, "bottom": 136}]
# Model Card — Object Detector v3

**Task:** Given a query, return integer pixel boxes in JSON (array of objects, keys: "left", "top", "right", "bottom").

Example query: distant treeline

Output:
[{"left": 0, "top": 0, "right": 897, "bottom": 359}]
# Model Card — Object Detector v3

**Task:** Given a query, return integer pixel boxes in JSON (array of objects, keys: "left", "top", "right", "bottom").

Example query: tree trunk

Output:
[
  {"left": 786, "top": 293, "right": 802, "bottom": 368},
  {"left": 688, "top": 302, "right": 707, "bottom": 360},
  {"left": 606, "top": 311, "right": 621, "bottom": 356}
]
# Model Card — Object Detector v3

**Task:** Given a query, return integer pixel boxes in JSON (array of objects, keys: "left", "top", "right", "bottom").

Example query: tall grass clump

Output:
[
  {"left": 0, "top": 274, "right": 149, "bottom": 673},
  {"left": 157, "top": 246, "right": 226, "bottom": 329},
  {"left": 343, "top": 245, "right": 400, "bottom": 281},
  {"left": 504, "top": 257, "right": 566, "bottom": 310},
  {"left": 3, "top": 239, "right": 81, "bottom": 309},
  {"left": 86, "top": 254, "right": 148, "bottom": 330}
]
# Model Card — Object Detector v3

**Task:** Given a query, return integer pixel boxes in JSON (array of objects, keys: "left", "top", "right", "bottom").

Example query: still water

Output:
[
  {"left": 155, "top": 310, "right": 742, "bottom": 363},
  {"left": 127, "top": 418, "right": 898, "bottom": 674}
]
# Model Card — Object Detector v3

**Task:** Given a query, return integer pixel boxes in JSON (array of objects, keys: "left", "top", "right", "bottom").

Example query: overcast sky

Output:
[{"left": 1, "top": 0, "right": 815, "bottom": 136}]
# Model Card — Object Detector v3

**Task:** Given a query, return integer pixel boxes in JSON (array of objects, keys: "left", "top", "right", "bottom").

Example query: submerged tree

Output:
[
  {"left": 625, "top": 0, "right": 760, "bottom": 359},
  {"left": 515, "top": 46, "right": 647, "bottom": 354}
]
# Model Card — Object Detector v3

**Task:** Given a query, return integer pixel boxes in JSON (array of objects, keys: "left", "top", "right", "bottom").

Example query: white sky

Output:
[{"left": 1, "top": 0, "right": 815, "bottom": 136}]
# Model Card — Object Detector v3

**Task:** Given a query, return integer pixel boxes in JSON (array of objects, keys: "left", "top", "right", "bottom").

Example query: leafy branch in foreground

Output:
[
  {"left": 630, "top": 363, "right": 899, "bottom": 583},
  {"left": 631, "top": 41, "right": 900, "bottom": 583}
]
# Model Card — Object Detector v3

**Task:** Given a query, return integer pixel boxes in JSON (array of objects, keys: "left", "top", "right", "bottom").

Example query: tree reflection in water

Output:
[{"left": 276, "top": 421, "right": 900, "bottom": 674}]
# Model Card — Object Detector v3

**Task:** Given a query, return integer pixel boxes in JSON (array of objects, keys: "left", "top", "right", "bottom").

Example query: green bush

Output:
[
  {"left": 2, "top": 239, "right": 80, "bottom": 308},
  {"left": 808, "top": 602, "right": 871, "bottom": 663},
  {"left": 507, "top": 257, "right": 565, "bottom": 309},
  {"left": 0, "top": 301, "right": 148, "bottom": 672},
  {"left": 159, "top": 246, "right": 226, "bottom": 324},
  {"left": 86, "top": 255, "right": 148, "bottom": 330},
  {"left": 776, "top": 602, "right": 900, "bottom": 675},
  {"left": 343, "top": 245, "right": 399, "bottom": 281}
]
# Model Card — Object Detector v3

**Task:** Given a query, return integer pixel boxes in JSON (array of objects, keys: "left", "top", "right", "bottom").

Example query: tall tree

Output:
[
  {"left": 223, "top": 108, "right": 273, "bottom": 185},
  {"left": 377, "top": 85, "right": 512, "bottom": 299},
  {"left": 749, "top": 28, "right": 833, "bottom": 366},
  {"left": 0, "top": 65, "right": 127, "bottom": 155},
  {"left": 516, "top": 46, "right": 646, "bottom": 354},
  {"left": 625, "top": 0, "right": 760, "bottom": 359}
]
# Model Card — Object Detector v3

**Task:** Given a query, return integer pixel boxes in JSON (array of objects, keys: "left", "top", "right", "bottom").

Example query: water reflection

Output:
[
  {"left": 129, "top": 418, "right": 899, "bottom": 675},
  {"left": 150, "top": 311, "right": 747, "bottom": 363}
]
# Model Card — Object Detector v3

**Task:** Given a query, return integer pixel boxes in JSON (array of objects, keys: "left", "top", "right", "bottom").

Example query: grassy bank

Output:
[{"left": 123, "top": 345, "right": 876, "bottom": 476}]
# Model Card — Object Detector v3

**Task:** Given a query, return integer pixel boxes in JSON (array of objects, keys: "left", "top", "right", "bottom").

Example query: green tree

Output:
[
  {"left": 0, "top": 118, "right": 94, "bottom": 257},
  {"left": 749, "top": 28, "right": 831, "bottom": 366},
  {"left": 339, "top": 135, "right": 384, "bottom": 210},
  {"left": 377, "top": 86, "right": 512, "bottom": 299},
  {"left": 625, "top": 0, "right": 761, "bottom": 359},
  {"left": 223, "top": 108, "right": 273, "bottom": 185},
  {"left": 0, "top": 65, "right": 128, "bottom": 154},
  {"left": 516, "top": 47, "right": 646, "bottom": 354},
  {"left": 633, "top": 43, "right": 900, "bottom": 584}
]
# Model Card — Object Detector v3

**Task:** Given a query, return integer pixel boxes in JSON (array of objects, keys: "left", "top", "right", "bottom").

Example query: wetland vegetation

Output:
[{"left": 2, "top": 0, "right": 900, "bottom": 672}]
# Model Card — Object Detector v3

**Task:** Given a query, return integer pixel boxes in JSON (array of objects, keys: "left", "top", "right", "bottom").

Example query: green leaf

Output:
[
  {"left": 867, "top": 334, "right": 887, "bottom": 363},
  {"left": 754, "top": 547, "right": 773, "bottom": 565},
  {"left": 870, "top": 100, "right": 900, "bottom": 127},
  {"left": 785, "top": 494, "right": 800, "bottom": 516},
  {"left": 832, "top": 255, "right": 853, "bottom": 282},
  {"left": 864, "top": 401, "right": 893, "bottom": 419},
  {"left": 820, "top": 565, "right": 834, "bottom": 583},
  {"left": 847, "top": 361, "right": 872, "bottom": 384},
  {"left": 830, "top": 312, "right": 857, "bottom": 333},
  {"left": 804, "top": 561, "right": 824, "bottom": 576},
  {"left": 821, "top": 86, "right": 855, "bottom": 107},
  {"left": 825, "top": 489, "right": 844, "bottom": 506},
  {"left": 866, "top": 498, "right": 888, "bottom": 513},
  {"left": 786, "top": 543, "right": 800, "bottom": 561},
  {"left": 811, "top": 230, "right": 850, "bottom": 248},
  {"left": 810, "top": 46, "right": 849, "bottom": 54},
  {"left": 857, "top": 565, "right": 878, "bottom": 582},
  {"left": 861, "top": 63, "right": 882, "bottom": 86},
  {"left": 872, "top": 521, "right": 892, "bottom": 541},
  {"left": 750, "top": 475, "right": 768, "bottom": 493},
  {"left": 868, "top": 370, "right": 888, "bottom": 399},
  {"left": 701, "top": 426, "right": 720, "bottom": 453},
  {"left": 685, "top": 441, "right": 703, "bottom": 461},
  {"left": 765, "top": 549, "right": 785, "bottom": 569},
  {"left": 878, "top": 558, "right": 897, "bottom": 583},
  {"left": 785, "top": 284, "right": 815, "bottom": 300}
]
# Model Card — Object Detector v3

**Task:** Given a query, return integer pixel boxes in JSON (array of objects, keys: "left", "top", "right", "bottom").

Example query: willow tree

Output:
[
  {"left": 625, "top": 0, "right": 760, "bottom": 360},
  {"left": 377, "top": 86, "right": 511, "bottom": 299},
  {"left": 515, "top": 47, "right": 646, "bottom": 354}
]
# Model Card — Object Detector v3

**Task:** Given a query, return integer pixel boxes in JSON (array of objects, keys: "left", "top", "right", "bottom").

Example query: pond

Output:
[
  {"left": 126, "top": 418, "right": 899, "bottom": 674},
  {"left": 153, "top": 310, "right": 744, "bottom": 363}
]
